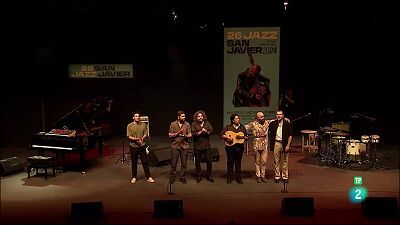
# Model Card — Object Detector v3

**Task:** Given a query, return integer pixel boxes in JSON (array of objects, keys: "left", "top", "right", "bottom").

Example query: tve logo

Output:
[{"left": 349, "top": 176, "right": 368, "bottom": 203}]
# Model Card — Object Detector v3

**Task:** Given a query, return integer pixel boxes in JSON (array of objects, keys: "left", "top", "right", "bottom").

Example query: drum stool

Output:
[{"left": 300, "top": 130, "right": 318, "bottom": 152}]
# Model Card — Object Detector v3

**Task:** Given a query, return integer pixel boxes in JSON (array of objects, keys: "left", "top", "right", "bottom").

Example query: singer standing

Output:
[
  {"left": 244, "top": 111, "right": 271, "bottom": 183},
  {"left": 191, "top": 110, "right": 214, "bottom": 183},
  {"left": 127, "top": 112, "right": 155, "bottom": 184},
  {"left": 268, "top": 110, "right": 293, "bottom": 183},
  {"left": 169, "top": 111, "right": 192, "bottom": 184}
]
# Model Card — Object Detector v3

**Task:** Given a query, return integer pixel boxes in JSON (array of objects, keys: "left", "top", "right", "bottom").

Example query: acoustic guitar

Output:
[{"left": 224, "top": 131, "right": 247, "bottom": 146}]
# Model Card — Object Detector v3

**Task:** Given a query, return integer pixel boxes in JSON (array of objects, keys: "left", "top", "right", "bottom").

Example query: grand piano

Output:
[{"left": 30, "top": 103, "right": 105, "bottom": 173}]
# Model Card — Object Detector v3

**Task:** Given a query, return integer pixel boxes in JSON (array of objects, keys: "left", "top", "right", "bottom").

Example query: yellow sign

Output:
[{"left": 69, "top": 64, "right": 133, "bottom": 78}]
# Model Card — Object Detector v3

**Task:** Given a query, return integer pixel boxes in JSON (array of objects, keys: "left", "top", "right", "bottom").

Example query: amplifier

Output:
[
  {"left": 0, "top": 157, "right": 24, "bottom": 176},
  {"left": 202, "top": 148, "right": 220, "bottom": 163}
]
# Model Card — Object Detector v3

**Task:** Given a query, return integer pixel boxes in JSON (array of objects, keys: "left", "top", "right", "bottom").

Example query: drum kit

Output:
[{"left": 317, "top": 124, "right": 382, "bottom": 168}]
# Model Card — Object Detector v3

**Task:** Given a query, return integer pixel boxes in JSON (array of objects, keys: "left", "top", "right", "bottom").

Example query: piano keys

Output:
[{"left": 31, "top": 145, "right": 74, "bottom": 151}]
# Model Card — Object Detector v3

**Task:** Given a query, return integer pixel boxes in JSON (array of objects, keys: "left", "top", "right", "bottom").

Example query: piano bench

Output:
[{"left": 27, "top": 156, "right": 56, "bottom": 180}]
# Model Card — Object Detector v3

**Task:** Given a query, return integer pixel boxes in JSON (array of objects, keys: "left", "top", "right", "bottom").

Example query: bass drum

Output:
[
  {"left": 346, "top": 140, "right": 366, "bottom": 155},
  {"left": 346, "top": 139, "right": 367, "bottom": 161}
]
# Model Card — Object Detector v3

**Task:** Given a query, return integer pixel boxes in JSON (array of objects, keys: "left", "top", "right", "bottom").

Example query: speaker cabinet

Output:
[
  {"left": 71, "top": 202, "right": 103, "bottom": 221},
  {"left": 149, "top": 148, "right": 171, "bottom": 167},
  {"left": 282, "top": 197, "right": 314, "bottom": 216},
  {"left": 0, "top": 157, "right": 24, "bottom": 176},
  {"left": 154, "top": 200, "right": 184, "bottom": 218},
  {"left": 200, "top": 148, "right": 220, "bottom": 163},
  {"left": 362, "top": 197, "right": 399, "bottom": 218}
]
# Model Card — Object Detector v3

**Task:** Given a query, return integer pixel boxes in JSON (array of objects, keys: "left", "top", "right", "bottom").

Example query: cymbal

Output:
[
  {"left": 324, "top": 131, "right": 338, "bottom": 134},
  {"left": 319, "top": 126, "right": 338, "bottom": 132},
  {"left": 332, "top": 135, "right": 347, "bottom": 139},
  {"left": 334, "top": 132, "right": 350, "bottom": 136}
]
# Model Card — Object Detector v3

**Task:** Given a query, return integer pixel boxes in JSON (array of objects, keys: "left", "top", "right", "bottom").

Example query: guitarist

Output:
[{"left": 221, "top": 114, "right": 248, "bottom": 184}]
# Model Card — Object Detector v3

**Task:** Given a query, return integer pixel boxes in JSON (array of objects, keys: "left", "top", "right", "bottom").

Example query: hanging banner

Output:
[
  {"left": 223, "top": 27, "right": 280, "bottom": 126},
  {"left": 69, "top": 64, "right": 133, "bottom": 78}
]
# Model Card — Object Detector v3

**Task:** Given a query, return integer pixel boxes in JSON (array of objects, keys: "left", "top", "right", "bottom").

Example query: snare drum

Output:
[
  {"left": 361, "top": 135, "right": 370, "bottom": 143},
  {"left": 332, "top": 136, "right": 347, "bottom": 145},
  {"left": 371, "top": 135, "right": 380, "bottom": 143}
]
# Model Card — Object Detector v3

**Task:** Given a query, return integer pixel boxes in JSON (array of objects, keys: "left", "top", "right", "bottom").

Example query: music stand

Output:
[
  {"left": 113, "top": 117, "right": 130, "bottom": 165},
  {"left": 114, "top": 135, "right": 129, "bottom": 165}
]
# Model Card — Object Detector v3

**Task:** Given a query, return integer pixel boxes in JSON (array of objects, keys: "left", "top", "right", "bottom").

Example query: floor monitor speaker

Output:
[
  {"left": 71, "top": 202, "right": 103, "bottom": 221},
  {"left": 154, "top": 200, "right": 184, "bottom": 218},
  {"left": 201, "top": 148, "right": 220, "bottom": 163},
  {"left": 282, "top": 197, "right": 315, "bottom": 216},
  {"left": 0, "top": 157, "right": 23, "bottom": 176},
  {"left": 362, "top": 197, "right": 399, "bottom": 218},
  {"left": 149, "top": 148, "right": 171, "bottom": 167}
]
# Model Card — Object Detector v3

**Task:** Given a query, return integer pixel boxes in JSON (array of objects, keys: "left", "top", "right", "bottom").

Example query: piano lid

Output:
[
  {"left": 51, "top": 104, "right": 90, "bottom": 132},
  {"left": 50, "top": 97, "right": 112, "bottom": 134}
]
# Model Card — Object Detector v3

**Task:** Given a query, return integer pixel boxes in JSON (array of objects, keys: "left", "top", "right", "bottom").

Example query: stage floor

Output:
[{"left": 1, "top": 135, "right": 399, "bottom": 224}]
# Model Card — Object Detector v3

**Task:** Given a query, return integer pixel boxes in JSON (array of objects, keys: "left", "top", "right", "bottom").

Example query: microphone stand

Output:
[
  {"left": 285, "top": 113, "right": 312, "bottom": 152},
  {"left": 281, "top": 182, "right": 288, "bottom": 193},
  {"left": 273, "top": 115, "right": 290, "bottom": 193},
  {"left": 167, "top": 181, "right": 174, "bottom": 195},
  {"left": 281, "top": 150, "right": 288, "bottom": 193},
  {"left": 291, "top": 113, "right": 311, "bottom": 123},
  {"left": 353, "top": 113, "right": 376, "bottom": 122}
]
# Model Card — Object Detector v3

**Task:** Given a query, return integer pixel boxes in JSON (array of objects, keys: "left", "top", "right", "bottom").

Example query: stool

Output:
[
  {"left": 27, "top": 156, "right": 56, "bottom": 180},
  {"left": 301, "top": 130, "right": 318, "bottom": 152}
]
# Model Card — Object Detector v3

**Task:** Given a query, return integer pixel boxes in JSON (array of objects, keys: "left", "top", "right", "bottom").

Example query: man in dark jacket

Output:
[
  {"left": 268, "top": 110, "right": 293, "bottom": 183},
  {"left": 191, "top": 110, "right": 214, "bottom": 183}
]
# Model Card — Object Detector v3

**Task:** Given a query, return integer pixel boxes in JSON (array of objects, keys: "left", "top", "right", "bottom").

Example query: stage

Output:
[{"left": 1, "top": 135, "right": 399, "bottom": 224}]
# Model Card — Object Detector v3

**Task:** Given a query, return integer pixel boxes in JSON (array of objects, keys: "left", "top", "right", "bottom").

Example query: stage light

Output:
[
  {"left": 170, "top": 9, "right": 178, "bottom": 21},
  {"left": 200, "top": 24, "right": 208, "bottom": 32},
  {"left": 284, "top": 0, "right": 289, "bottom": 11}
]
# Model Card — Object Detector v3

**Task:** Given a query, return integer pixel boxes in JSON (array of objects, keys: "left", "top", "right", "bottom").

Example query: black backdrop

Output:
[{"left": 3, "top": 0, "right": 399, "bottom": 147}]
